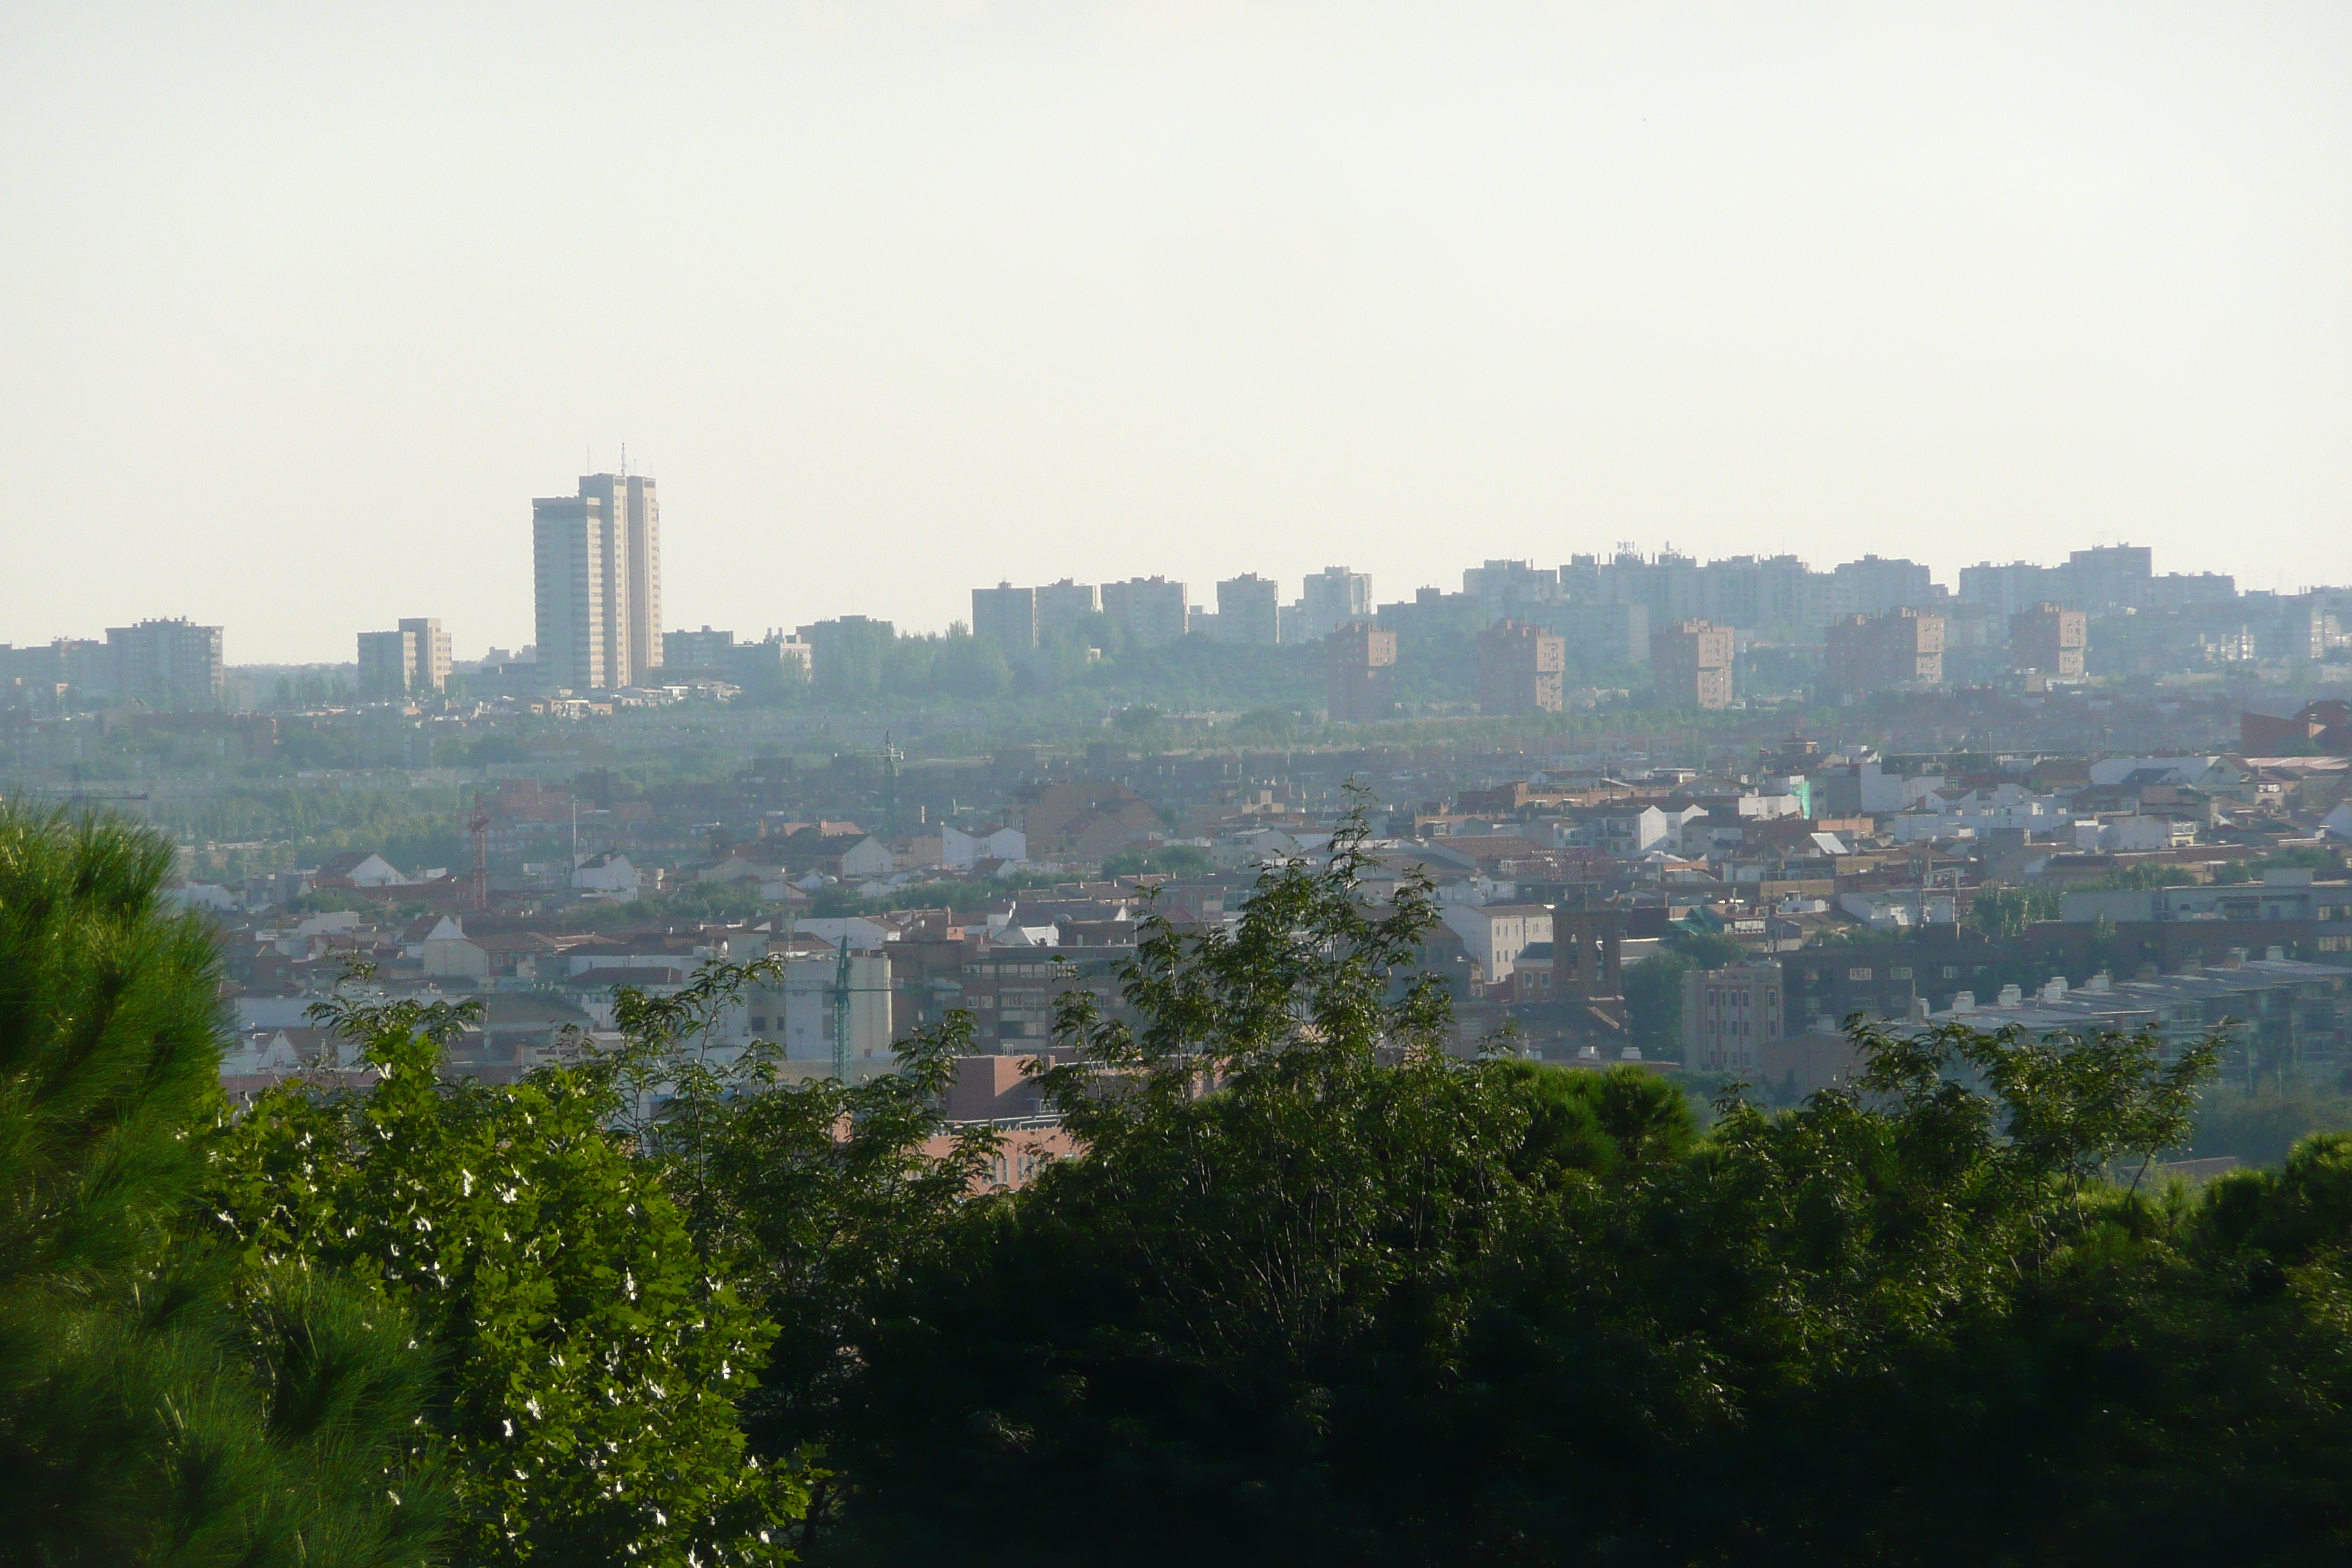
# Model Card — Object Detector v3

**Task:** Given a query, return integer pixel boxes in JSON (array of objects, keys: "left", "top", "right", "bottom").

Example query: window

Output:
[
  {"left": 1849, "top": 967, "right": 1873, "bottom": 981},
  {"left": 1942, "top": 966, "right": 1960, "bottom": 980},
  {"left": 1891, "top": 966, "right": 1913, "bottom": 980}
]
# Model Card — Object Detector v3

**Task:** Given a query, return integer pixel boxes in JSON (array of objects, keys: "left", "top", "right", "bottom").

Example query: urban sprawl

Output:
[{"left": 4, "top": 469, "right": 2348, "bottom": 1142}]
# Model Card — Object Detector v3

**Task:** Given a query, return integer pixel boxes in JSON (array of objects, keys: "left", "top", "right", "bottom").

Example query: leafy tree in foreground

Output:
[
  {"left": 209, "top": 985, "right": 805, "bottom": 1567},
  {"left": 812, "top": 810, "right": 2352, "bottom": 1568},
  {"left": 0, "top": 807, "right": 445, "bottom": 1566},
  {"left": 592, "top": 960, "right": 1000, "bottom": 1542}
]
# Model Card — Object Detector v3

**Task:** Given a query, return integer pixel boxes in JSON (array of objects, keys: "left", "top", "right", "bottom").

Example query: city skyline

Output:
[{"left": 4, "top": 5, "right": 2349, "bottom": 661}]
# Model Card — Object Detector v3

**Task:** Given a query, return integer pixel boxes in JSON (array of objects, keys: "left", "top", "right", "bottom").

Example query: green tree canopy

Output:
[
  {"left": 0, "top": 807, "right": 445, "bottom": 1566},
  {"left": 208, "top": 986, "right": 805, "bottom": 1567}
]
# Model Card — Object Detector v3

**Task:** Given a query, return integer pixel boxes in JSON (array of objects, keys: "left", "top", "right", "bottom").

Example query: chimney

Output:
[
  {"left": 1998, "top": 984, "right": 2024, "bottom": 1007},
  {"left": 1951, "top": 990, "right": 1976, "bottom": 1014}
]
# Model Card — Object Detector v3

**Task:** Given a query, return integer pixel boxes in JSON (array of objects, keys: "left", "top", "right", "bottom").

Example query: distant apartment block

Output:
[
  {"left": 1477, "top": 619, "right": 1565, "bottom": 715},
  {"left": 1830, "top": 555, "right": 1937, "bottom": 617},
  {"left": 1463, "top": 559, "right": 1563, "bottom": 626},
  {"left": 579, "top": 472, "right": 662, "bottom": 682},
  {"left": 1215, "top": 574, "right": 1281, "bottom": 646},
  {"left": 1825, "top": 606, "right": 1945, "bottom": 695},
  {"left": 1561, "top": 600, "right": 1648, "bottom": 670},
  {"left": 358, "top": 618, "right": 451, "bottom": 698},
  {"left": 970, "top": 584, "right": 1039, "bottom": 651},
  {"left": 0, "top": 638, "right": 109, "bottom": 699},
  {"left": 2010, "top": 602, "right": 2087, "bottom": 679},
  {"left": 794, "top": 616, "right": 894, "bottom": 687},
  {"left": 664, "top": 626, "right": 736, "bottom": 669},
  {"left": 402, "top": 618, "right": 452, "bottom": 693},
  {"left": 1100, "top": 577, "right": 1189, "bottom": 649},
  {"left": 1033, "top": 579, "right": 1101, "bottom": 645},
  {"left": 1297, "top": 566, "right": 1373, "bottom": 644},
  {"left": 666, "top": 626, "right": 808, "bottom": 689},
  {"left": 1326, "top": 622, "right": 1397, "bottom": 723},
  {"left": 105, "top": 619, "right": 225, "bottom": 709},
  {"left": 1682, "top": 962, "right": 1784, "bottom": 1074},
  {"left": 532, "top": 472, "right": 660, "bottom": 690},
  {"left": 1651, "top": 619, "right": 1733, "bottom": 709},
  {"left": 1959, "top": 543, "right": 2225, "bottom": 618}
]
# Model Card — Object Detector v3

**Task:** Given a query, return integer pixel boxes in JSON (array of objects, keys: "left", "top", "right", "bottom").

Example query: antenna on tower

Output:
[{"left": 621, "top": 441, "right": 627, "bottom": 478}]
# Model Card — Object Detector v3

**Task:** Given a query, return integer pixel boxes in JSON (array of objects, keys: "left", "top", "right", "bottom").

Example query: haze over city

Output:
[{"left": 5, "top": 1, "right": 2349, "bottom": 662}]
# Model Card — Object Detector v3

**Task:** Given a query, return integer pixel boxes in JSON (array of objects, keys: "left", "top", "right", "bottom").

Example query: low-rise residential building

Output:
[
  {"left": 1682, "top": 961, "right": 1785, "bottom": 1073},
  {"left": 1439, "top": 903, "right": 1554, "bottom": 982}
]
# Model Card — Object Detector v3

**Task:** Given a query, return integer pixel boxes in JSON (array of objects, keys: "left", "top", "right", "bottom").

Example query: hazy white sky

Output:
[{"left": 4, "top": 1, "right": 2348, "bottom": 663}]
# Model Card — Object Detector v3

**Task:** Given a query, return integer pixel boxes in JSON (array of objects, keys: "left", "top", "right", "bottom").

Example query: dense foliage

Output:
[
  {"left": 208, "top": 987, "right": 804, "bottom": 1567},
  {"left": 0, "top": 807, "right": 445, "bottom": 1566},
  {"left": 806, "top": 821, "right": 2352, "bottom": 1567},
  {"left": 12, "top": 804, "right": 2352, "bottom": 1566}
]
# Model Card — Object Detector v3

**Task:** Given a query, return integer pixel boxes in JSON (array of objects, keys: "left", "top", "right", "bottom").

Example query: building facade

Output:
[
  {"left": 1681, "top": 960, "right": 1785, "bottom": 1074},
  {"left": 970, "top": 583, "right": 1039, "bottom": 651},
  {"left": 1651, "top": 619, "right": 1734, "bottom": 709},
  {"left": 664, "top": 626, "right": 735, "bottom": 670},
  {"left": 1825, "top": 606, "right": 1945, "bottom": 695},
  {"left": 1033, "top": 579, "right": 1101, "bottom": 644},
  {"left": 1215, "top": 574, "right": 1281, "bottom": 645},
  {"left": 1298, "top": 566, "right": 1373, "bottom": 644},
  {"left": 2010, "top": 601, "right": 2087, "bottom": 679},
  {"left": 355, "top": 629, "right": 413, "bottom": 698},
  {"left": 399, "top": 618, "right": 452, "bottom": 693},
  {"left": 532, "top": 472, "right": 660, "bottom": 690},
  {"left": 105, "top": 619, "right": 225, "bottom": 709},
  {"left": 1477, "top": 619, "right": 1566, "bottom": 714},
  {"left": 1101, "top": 577, "right": 1190, "bottom": 649},
  {"left": 1326, "top": 622, "right": 1397, "bottom": 723}
]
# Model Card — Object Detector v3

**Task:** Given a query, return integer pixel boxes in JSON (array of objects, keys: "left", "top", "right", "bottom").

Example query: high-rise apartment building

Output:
[
  {"left": 1034, "top": 579, "right": 1101, "bottom": 645},
  {"left": 665, "top": 626, "right": 736, "bottom": 669},
  {"left": 1477, "top": 619, "right": 1566, "bottom": 715},
  {"left": 1215, "top": 574, "right": 1281, "bottom": 646},
  {"left": 356, "top": 630, "right": 413, "bottom": 698},
  {"left": 104, "top": 619, "right": 225, "bottom": 709},
  {"left": 1326, "top": 622, "right": 1397, "bottom": 724},
  {"left": 399, "top": 618, "right": 453, "bottom": 694},
  {"left": 1831, "top": 555, "right": 1937, "bottom": 618},
  {"left": 1462, "top": 560, "right": 1562, "bottom": 627},
  {"left": 970, "top": 584, "right": 1039, "bottom": 651},
  {"left": 1651, "top": 619, "right": 1734, "bottom": 710},
  {"left": 1561, "top": 601, "right": 1649, "bottom": 671},
  {"left": 361, "top": 618, "right": 453, "bottom": 697},
  {"left": 533, "top": 472, "right": 661, "bottom": 690},
  {"left": 1825, "top": 606, "right": 1945, "bottom": 695},
  {"left": 1101, "top": 577, "right": 1190, "bottom": 649},
  {"left": 1298, "top": 567, "right": 1373, "bottom": 643},
  {"left": 2010, "top": 602, "right": 2087, "bottom": 679}
]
